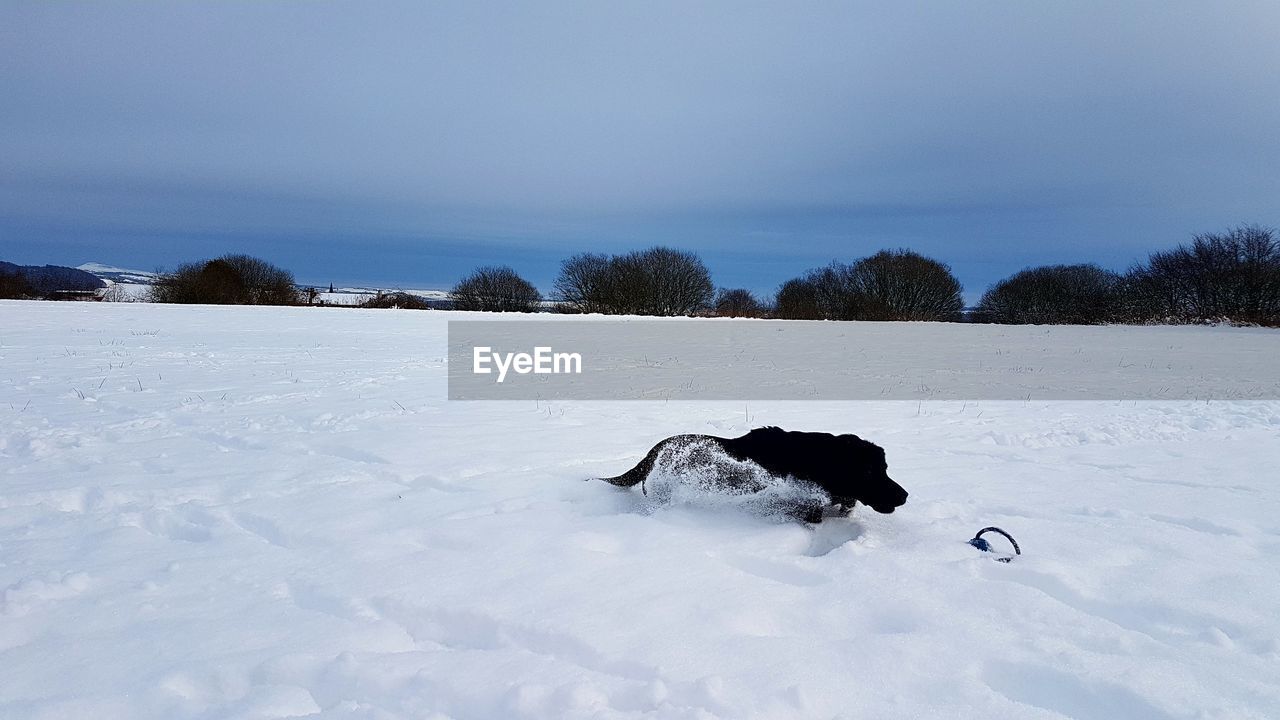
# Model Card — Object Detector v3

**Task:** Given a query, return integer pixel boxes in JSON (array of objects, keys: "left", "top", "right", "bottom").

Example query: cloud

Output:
[{"left": 2, "top": 1, "right": 1278, "bottom": 292}]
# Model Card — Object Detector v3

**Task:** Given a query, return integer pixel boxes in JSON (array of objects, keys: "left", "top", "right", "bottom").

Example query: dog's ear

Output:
[
  {"left": 865, "top": 446, "right": 908, "bottom": 512},
  {"left": 837, "top": 436, "right": 907, "bottom": 513},
  {"left": 840, "top": 434, "right": 880, "bottom": 464}
]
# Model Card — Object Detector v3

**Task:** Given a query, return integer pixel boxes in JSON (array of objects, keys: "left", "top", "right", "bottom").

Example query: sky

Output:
[{"left": 2, "top": 1, "right": 1279, "bottom": 301}]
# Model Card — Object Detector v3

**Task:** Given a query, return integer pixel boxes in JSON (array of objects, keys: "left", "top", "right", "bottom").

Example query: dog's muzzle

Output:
[{"left": 871, "top": 483, "right": 909, "bottom": 513}]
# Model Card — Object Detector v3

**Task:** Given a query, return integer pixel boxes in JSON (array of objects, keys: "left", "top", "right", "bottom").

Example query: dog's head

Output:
[{"left": 832, "top": 435, "right": 908, "bottom": 514}]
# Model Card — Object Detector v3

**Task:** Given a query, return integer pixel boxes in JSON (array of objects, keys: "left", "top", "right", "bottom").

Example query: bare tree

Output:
[
  {"left": 101, "top": 283, "right": 134, "bottom": 302},
  {"left": 150, "top": 255, "right": 299, "bottom": 305},
  {"left": 847, "top": 249, "right": 964, "bottom": 321},
  {"left": 198, "top": 259, "right": 249, "bottom": 304},
  {"left": 775, "top": 264, "right": 867, "bottom": 320},
  {"left": 451, "top": 265, "right": 542, "bottom": 312},
  {"left": 978, "top": 264, "right": 1122, "bottom": 324},
  {"left": 713, "top": 288, "right": 762, "bottom": 317},
  {"left": 1123, "top": 225, "right": 1280, "bottom": 325},
  {"left": 218, "top": 254, "right": 300, "bottom": 305},
  {"left": 811, "top": 264, "right": 866, "bottom": 320},
  {"left": 150, "top": 260, "right": 240, "bottom": 304},
  {"left": 774, "top": 250, "right": 962, "bottom": 321},
  {"left": 360, "top": 291, "right": 432, "bottom": 310},
  {"left": 553, "top": 246, "right": 714, "bottom": 316},
  {"left": 553, "top": 253, "right": 611, "bottom": 313},
  {"left": 600, "top": 251, "right": 650, "bottom": 315},
  {"left": 773, "top": 277, "right": 822, "bottom": 319},
  {"left": 629, "top": 247, "right": 715, "bottom": 316}
]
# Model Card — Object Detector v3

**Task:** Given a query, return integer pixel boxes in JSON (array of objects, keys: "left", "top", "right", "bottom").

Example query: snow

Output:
[
  {"left": 1, "top": 300, "right": 1278, "bottom": 719},
  {"left": 311, "top": 288, "right": 452, "bottom": 307},
  {"left": 76, "top": 262, "right": 160, "bottom": 286},
  {"left": 75, "top": 262, "right": 156, "bottom": 276}
]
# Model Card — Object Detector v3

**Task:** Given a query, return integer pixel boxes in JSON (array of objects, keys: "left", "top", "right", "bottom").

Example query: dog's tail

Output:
[
  {"left": 595, "top": 442, "right": 663, "bottom": 488},
  {"left": 595, "top": 436, "right": 693, "bottom": 490}
]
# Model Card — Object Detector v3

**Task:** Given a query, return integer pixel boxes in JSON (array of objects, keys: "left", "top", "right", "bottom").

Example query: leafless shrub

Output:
[
  {"left": 553, "top": 253, "right": 612, "bottom": 314},
  {"left": 1122, "top": 225, "right": 1280, "bottom": 325},
  {"left": 773, "top": 277, "right": 822, "bottom": 319},
  {"left": 553, "top": 246, "right": 713, "bottom": 316},
  {"left": 978, "top": 264, "right": 1122, "bottom": 324},
  {"left": 774, "top": 250, "right": 963, "bottom": 321},
  {"left": 451, "top": 265, "right": 541, "bottom": 312},
  {"left": 713, "top": 288, "right": 763, "bottom": 317},
  {"left": 149, "top": 259, "right": 242, "bottom": 304},
  {"left": 848, "top": 249, "right": 964, "bottom": 321},
  {"left": 101, "top": 284, "right": 134, "bottom": 302},
  {"left": 359, "top": 291, "right": 432, "bottom": 310},
  {"left": 149, "top": 254, "right": 300, "bottom": 305},
  {"left": 219, "top": 254, "right": 300, "bottom": 305}
]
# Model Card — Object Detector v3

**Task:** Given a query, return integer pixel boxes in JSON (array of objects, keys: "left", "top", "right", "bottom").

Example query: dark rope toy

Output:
[{"left": 968, "top": 526, "right": 1021, "bottom": 562}]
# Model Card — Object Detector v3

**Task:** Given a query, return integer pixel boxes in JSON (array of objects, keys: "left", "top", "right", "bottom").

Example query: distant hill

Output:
[
  {"left": 70, "top": 262, "right": 466, "bottom": 307},
  {"left": 0, "top": 261, "right": 106, "bottom": 294},
  {"left": 77, "top": 262, "right": 159, "bottom": 285}
]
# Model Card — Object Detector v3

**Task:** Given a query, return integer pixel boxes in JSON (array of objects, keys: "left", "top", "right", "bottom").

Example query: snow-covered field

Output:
[{"left": 2, "top": 301, "right": 1278, "bottom": 720}]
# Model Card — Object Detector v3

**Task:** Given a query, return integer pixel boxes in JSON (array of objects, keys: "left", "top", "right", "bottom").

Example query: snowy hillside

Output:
[
  {"left": 74, "top": 263, "right": 453, "bottom": 306},
  {"left": 1, "top": 301, "right": 1278, "bottom": 719},
  {"left": 77, "top": 262, "right": 159, "bottom": 285},
  {"left": 314, "top": 287, "right": 452, "bottom": 307}
]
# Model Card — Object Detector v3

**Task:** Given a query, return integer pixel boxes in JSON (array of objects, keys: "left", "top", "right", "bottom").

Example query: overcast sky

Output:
[{"left": 2, "top": 1, "right": 1278, "bottom": 298}]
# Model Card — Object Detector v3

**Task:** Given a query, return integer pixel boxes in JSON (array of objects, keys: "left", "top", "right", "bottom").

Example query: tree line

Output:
[
  {"left": 976, "top": 225, "right": 1280, "bottom": 325},
  {"left": 127, "top": 224, "right": 1280, "bottom": 326}
]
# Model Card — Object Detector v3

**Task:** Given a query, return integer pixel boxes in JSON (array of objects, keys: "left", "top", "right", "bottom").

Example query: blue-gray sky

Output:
[{"left": 3, "top": 1, "right": 1278, "bottom": 300}]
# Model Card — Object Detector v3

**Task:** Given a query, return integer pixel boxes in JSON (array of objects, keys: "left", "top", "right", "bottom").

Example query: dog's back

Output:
[
  {"left": 596, "top": 433, "right": 707, "bottom": 488},
  {"left": 719, "top": 426, "right": 850, "bottom": 482},
  {"left": 599, "top": 427, "right": 858, "bottom": 490}
]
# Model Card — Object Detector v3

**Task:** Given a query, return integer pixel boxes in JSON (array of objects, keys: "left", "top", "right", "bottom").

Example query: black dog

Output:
[{"left": 597, "top": 426, "right": 908, "bottom": 522}]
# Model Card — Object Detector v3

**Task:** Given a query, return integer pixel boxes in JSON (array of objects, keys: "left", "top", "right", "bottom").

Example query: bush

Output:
[
  {"left": 847, "top": 249, "right": 964, "bottom": 321},
  {"left": 451, "top": 266, "right": 541, "bottom": 312},
  {"left": 775, "top": 250, "right": 963, "bottom": 321},
  {"left": 359, "top": 291, "right": 432, "bottom": 310},
  {"left": 553, "top": 253, "right": 612, "bottom": 314},
  {"left": 220, "top": 254, "right": 299, "bottom": 305},
  {"left": 101, "top": 284, "right": 134, "bottom": 302},
  {"left": 554, "top": 246, "right": 714, "bottom": 316},
  {"left": 148, "top": 261, "right": 220, "bottom": 304},
  {"left": 810, "top": 264, "right": 865, "bottom": 320},
  {"left": 978, "top": 264, "right": 1122, "bottom": 324},
  {"left": 150, "top": 255, "right": 300, "bottom": 305},
  {"left": 773, "top": 277, "right": 822, "bottom": 319},
  {"left": 713, "top": 288, "right": 763, "bottom": 317},
  {"left": 1123, "top": 225, "right": 1280, "bottom": 325},
  {"left": 772, "top": 265, "right": 862, "bottom": 320}
]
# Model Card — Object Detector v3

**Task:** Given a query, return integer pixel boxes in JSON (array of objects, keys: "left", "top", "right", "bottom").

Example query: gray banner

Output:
[{"left": 447, "top": 319, "right": 1280, "bottom": 400}]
